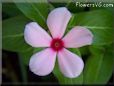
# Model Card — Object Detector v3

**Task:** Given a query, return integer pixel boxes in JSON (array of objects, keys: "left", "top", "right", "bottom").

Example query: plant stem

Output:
[{"left": 18, "top": 54, "right": 28, "bottom": 83}]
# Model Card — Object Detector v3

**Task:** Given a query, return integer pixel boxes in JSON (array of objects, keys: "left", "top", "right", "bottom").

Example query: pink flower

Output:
[{"left": 24, "top": 7, "right": 93, "bottom": 78}]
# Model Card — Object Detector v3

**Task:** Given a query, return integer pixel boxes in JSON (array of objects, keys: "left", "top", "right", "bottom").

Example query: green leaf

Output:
[
  {"left": 14, "top": 0, "right": 51, "bottom": 28},
  {"left": 49, "top": 0, "right": 85, "bottom": 14},
  {"left": 49, "top": 0, "right": 69, "bottom": 8},
  {"left": 19, "top": 48, "right": 33, "bottom": 65},
  {"left": 66, "top": 2, "right": 85, "bottom": 13},
  {"left": 3, "top": 15, "right": 32, "bottom": 52},
  {"left": 79, "top": 46, "right": 90, "bottom": 56},
  {"left": 53, "top": 48, "right": 83, "bottom": 84},
  {"left": 19, "top": 48, "right": 43, "bottom": 65},
  {"left": 2, "top": 3, "right": 22, "bottom": 17},
  {"left": 68, "top": 48, "right": 81, "bottom": 57},
  {"left": 33, "top": 48, "right": 43, "bottom": 53},
  {"left": 84, "top": 45, "right": 114, "bottom": 84},
  {"left": 68, "top": 9, "right": 113, "bottom": 45}
]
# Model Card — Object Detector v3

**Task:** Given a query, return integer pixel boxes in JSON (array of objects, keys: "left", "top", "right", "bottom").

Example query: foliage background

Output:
[{"left": 2, "top": 0, "right": 114, "bottom": 85}]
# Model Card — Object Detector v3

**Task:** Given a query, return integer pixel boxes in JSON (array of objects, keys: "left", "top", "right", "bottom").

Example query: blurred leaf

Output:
[
  {"left": 49, "top": 0, "right": 85, "bottom": 13},
  {"left": 14, "top": 0, "right": 51, "bottom": 28},
  {"left": 19, "top": 48, "right": 44, "bottom": 65},
  {"left": 3, "top": 15, "right": 32, "bottom": 52},
  {"left": 68, "top": 9, "right": 113, "bottom": 45},
  {"left": 79, "top": 46, "right": 90, "bottom": 56},
  {"left": 19, "top": 48, "right": 33, "bottom": 65},
  {"left": 90, "top": 4, "right": 114, "bottom": 13},
  {"left": 49, "top": 2, "right": 66, "bottom": 8},
  {"left": 83, "top": 45, "right": 114, "bottom": 84},
  {"left": 67, "top": 2, "right": 85, "bottom": 13},
  {"left": 53, "top": 49, "right": 83, "bottom": 84},
  {"left": 33, "top": 48, "right": 43, "bottom": 53},
  {"left": 68, "top": 48, "right": 81, "bottom": 57},
  {"left": 2, "top": 3, "right": 22, "bottom": 17},
  {"left": 48, "top": 0, "right": 69, "bottom": 7}
]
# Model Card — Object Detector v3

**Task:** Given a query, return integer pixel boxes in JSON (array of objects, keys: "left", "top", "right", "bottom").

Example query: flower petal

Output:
[
  {"left": 63, "top": 26, "right": 93, "bottom": 48},
  {"left": 24, "top": 22, "right": 52, "bottom": 47},
  {"left": 29, "top": 48, "right": 57, "bottom": 76},
  {"left": 58, "top": 48, "right": 84, "bottom": 78},
  {"left": 47, "top": 7, "right": 72, "bottom": 38}
]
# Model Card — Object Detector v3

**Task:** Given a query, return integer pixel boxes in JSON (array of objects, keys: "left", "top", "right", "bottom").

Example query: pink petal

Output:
[
  {"left": 29, "top": 48, "right": 57, "bottom": 76},
  {"left": 24, "top": 22, "right": 52, "bottom": 47},
  {"left": 58, "top": 48, "right": 84, "bottom": 78},
  {"left": 47, "top": 7, "right": 72, "bottom": 38},
  {"left": 63, "top": 26, "right": 93, "bottom": 48}
]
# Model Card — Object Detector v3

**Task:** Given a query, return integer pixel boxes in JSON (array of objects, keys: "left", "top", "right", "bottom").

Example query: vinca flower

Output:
[{"left": 24, "top": 7, "right": 93, "bottom": 78}]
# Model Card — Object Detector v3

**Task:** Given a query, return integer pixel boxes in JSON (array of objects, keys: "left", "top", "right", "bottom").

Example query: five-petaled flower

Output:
[{"left": 24, "top": 7, "right": 93, "bottom": 78}]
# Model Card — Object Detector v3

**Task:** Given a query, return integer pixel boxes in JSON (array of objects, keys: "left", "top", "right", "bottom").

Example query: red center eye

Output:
[{"left": 50, "top": 38, "right": 64, "bottom": 51}]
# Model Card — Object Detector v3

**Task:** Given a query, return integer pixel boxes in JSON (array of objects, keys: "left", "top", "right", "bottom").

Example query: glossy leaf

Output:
[
  {"left": 68, "top": 9, "right": 113, "bottom": 45},
  {"left": 84, "top": 45, "right": 114, "bottom": 84},
  {"left": 15, "top": 0, "right": 50, "bottom": 28},
  {"left": 3, "top": 15, "right": 32, "bottom": 52}
]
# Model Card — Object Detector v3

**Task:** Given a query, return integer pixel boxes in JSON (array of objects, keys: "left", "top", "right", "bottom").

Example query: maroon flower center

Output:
[{"left": 51, "top": 38, "right": 64, "bottom": 51}]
